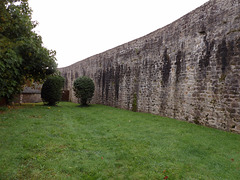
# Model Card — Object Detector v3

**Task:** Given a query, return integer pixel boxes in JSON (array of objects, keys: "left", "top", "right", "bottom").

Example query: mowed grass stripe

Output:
[{"left": 0, "top": 102, "right": 239, "bottom": 179}]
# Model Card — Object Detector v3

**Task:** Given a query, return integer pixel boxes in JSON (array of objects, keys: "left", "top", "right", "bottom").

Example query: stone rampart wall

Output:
[{"left": 59, "top": 0, "right": 240, "bottom": 133}]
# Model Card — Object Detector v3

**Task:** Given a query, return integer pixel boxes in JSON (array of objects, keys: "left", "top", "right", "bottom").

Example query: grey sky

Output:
[{"left": 28, "top": 0, "right": 209, "bottom": 68}]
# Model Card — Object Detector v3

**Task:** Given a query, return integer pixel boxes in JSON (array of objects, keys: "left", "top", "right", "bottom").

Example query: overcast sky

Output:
[{"left": 28, "top": 0, "right": 209, "bottom": 68}]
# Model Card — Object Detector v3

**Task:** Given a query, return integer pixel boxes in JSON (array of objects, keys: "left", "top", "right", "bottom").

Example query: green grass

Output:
[{"left": 0, "top": 102, "right": 240, "bottom": 179}]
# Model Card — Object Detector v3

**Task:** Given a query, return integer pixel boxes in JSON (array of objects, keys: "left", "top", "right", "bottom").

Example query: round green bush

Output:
[
  {"left": 73, "top": 76, "right": 95, "bottom": 106},
  {"left": 41, "top": 76, "right": 64, "bottom": 106}
]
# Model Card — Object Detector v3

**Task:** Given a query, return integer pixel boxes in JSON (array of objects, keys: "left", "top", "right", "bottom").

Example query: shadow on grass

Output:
[
  {"left": 77, "top": 104, "right": 95, "bottom": 108},
  {"left": 42, "top": 104, "right": 65, "bottom": 109},
  {"left": 0, "top": 107, "right": 8, "bottom": 112}
]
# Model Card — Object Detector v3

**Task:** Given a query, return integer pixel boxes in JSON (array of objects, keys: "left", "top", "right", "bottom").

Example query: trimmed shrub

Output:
[
  {"left": 41, "top": 76, "right": 64, "bottom": 106},
  {"left": 73, "top": 76, "right": 95, "bottom": 106}
]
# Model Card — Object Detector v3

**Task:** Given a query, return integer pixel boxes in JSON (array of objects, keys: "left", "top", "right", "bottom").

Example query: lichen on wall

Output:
[{"left": 59, "top": 0, "right": 240, "bottom": 133}]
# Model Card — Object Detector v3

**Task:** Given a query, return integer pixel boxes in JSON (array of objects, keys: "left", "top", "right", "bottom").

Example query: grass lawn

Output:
[{"left": 0, "top": 102, "right": 240, "bottom": 179}]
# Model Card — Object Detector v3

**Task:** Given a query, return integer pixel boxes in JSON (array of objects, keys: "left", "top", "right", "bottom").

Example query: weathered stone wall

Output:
[
  {"left": 59, "top": 0, "right": 240, "bottom": 133},
  {"left": 14, "top": 94, "right": 42, "bottom": 104}
]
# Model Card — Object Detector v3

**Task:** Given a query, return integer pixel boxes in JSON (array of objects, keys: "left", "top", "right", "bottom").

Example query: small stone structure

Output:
[
  {"left": 14, "top": 84, "right": 42, "bottom": 104},
  {"left": 59, "top": 0, "right": 240, "bottom": 133}
]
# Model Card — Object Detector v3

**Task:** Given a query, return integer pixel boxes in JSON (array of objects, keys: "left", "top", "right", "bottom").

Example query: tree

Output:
[
  {"left": 41, "top": 76, "right": 64, "bottom": 106},
  {"left": 0, "top": 0, "right": 57, "bottom": 104},
  {"left": 73, "top": 76, "right": 95, "bottom": 106}
]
